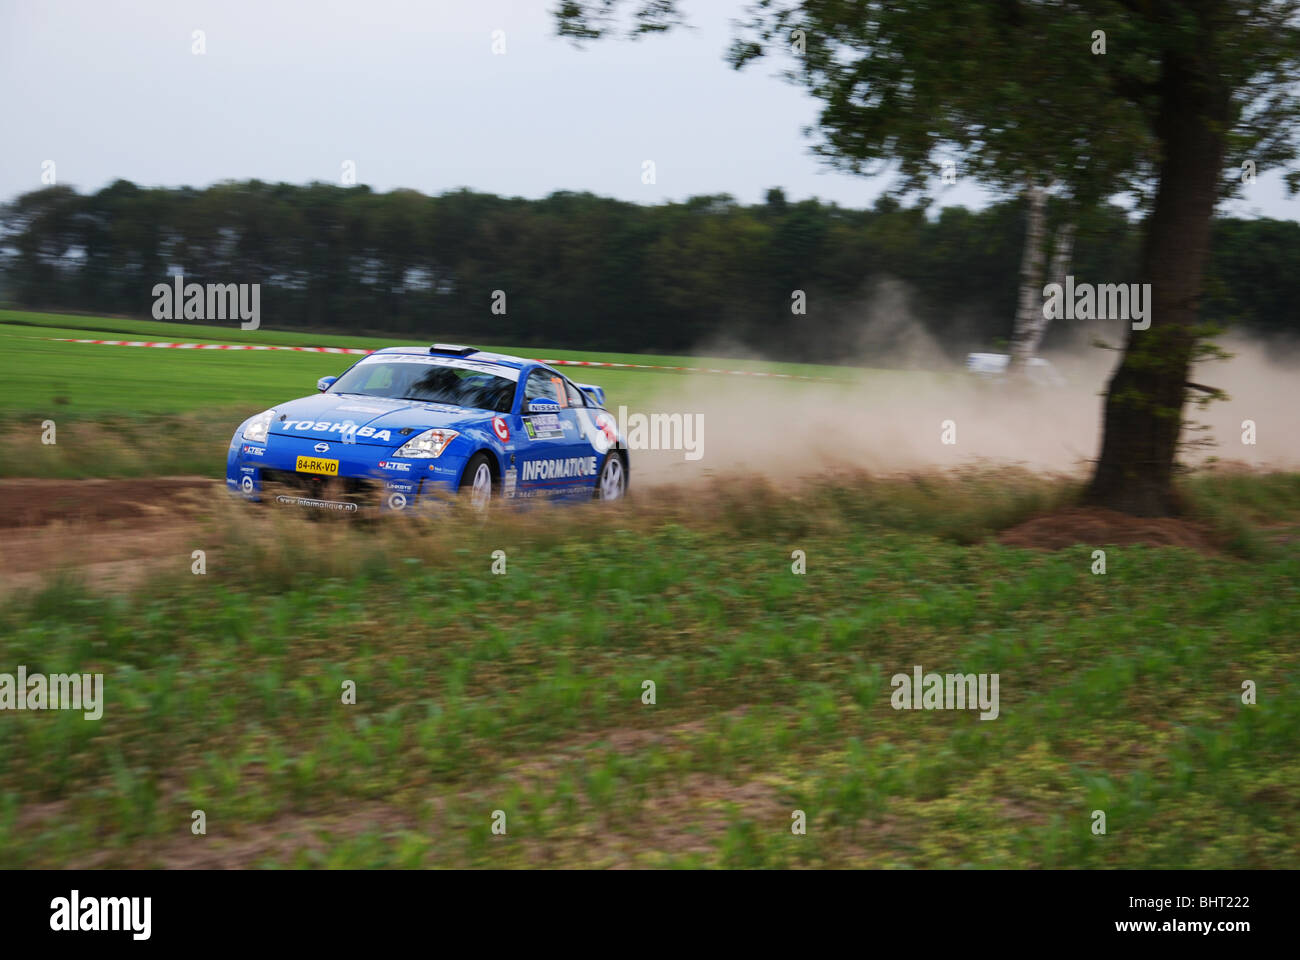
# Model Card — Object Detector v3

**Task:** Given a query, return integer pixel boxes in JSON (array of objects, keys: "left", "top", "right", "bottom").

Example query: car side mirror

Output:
[
  {"left": 317, "top": 376, "right": 337, "bottom": 393},
  {"left": 527, "top": 399, "right": 560, "bottom": 413}
]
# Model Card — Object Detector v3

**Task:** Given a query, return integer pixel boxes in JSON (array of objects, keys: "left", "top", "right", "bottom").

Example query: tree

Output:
[
  {"left": 1009, "top": 183, "right": 1049, "bottom": 368},
  {"left": 0, "top": 182, "right": 1291, "bottom": 366},
  {"left": 556, "top": 0, "right": 1300, "bottom": 516}
]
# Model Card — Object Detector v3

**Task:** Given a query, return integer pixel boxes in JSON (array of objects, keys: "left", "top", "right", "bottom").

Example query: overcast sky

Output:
[{"left": 2, "top": 0, "right": 1297, "bottom": 219}]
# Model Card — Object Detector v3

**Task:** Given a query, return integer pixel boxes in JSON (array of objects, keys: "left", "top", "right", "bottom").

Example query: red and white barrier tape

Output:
[
  {"left": 49, "top": 339, "right": 372, "bottom": 354},
  {"left": 533, "top": 357, "right": 846, "bottom": 383},
  {"left": 47, "top": 338, "right": 850, "bottom": 383}
]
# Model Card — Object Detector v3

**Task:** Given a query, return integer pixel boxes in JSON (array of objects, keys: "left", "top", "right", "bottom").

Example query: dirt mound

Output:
[
  {"left": 0, "top": 476, "right": 216, "bottom": 529},
  {"left": 997, "top": 506, "right": 1218, "bottom": 553}
]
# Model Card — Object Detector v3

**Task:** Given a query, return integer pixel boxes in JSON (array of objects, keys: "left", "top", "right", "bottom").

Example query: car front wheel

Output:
[{"left": 458, "top": 453, "right": 495, "bottom": 510}]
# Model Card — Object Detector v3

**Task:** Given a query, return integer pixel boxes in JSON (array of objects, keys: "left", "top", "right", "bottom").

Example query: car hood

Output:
[{"left": 268, "top": 393, "right": 493, "bottom": 445}]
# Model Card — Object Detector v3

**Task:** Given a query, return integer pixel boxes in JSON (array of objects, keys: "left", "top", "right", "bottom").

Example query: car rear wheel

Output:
[
  {"left": 458, "top": 453, "right": 495, "bottom": 510},
  {"left": 594, "top": 452, "right": 626, "bottom": 502}
]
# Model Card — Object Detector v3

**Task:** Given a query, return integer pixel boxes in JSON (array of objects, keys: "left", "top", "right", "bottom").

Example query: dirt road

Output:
[{"left": 0, "top": 477, "right": 217, "bottom": 594}]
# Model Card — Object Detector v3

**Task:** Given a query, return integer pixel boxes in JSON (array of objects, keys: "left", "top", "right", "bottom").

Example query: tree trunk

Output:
[
  {"left": 1008, "top": 182, "right": 1047, "bottom": 370},
  {"left": 1083, "top": 49, "right": 1227, "bottom": 516},
  {"left": 1022, "top": 220, "right": 1075, "bottom": 362}
]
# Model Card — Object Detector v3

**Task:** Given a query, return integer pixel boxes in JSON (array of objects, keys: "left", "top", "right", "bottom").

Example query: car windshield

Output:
[{"left": 329, "top": 359, "right": 517, "bottom": 413}]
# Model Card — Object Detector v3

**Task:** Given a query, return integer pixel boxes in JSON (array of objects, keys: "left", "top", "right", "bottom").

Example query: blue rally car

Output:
[{"left": 227, "top": 344, "right": 628, "bottom": 513}]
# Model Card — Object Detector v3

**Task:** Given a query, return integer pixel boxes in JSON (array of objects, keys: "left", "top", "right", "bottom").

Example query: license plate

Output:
[{"left": 295, "top": 456, "right": 339, "bottom": 475}]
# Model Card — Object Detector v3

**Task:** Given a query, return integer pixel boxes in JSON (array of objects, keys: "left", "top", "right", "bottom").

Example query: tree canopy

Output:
[
  {"left": 5, "top": 180, "right": 1297, "bottom": 360},
  {"left": 556, "top": 0, "right": 1300, "bottom": 515}
]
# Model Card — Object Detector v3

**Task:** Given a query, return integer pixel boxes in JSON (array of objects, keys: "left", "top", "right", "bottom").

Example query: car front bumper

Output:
[{"left": 226, "top": 432, "right": 467, "bottom": 513}]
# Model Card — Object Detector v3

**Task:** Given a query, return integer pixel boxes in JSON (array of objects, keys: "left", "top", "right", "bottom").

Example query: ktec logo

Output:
[{"left": 378, "top": 461, "right": 410, "bottom": 472}]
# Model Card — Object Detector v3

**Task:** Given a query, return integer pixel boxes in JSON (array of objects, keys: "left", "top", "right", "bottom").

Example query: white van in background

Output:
[{"left": 965, "top": 352, "right": 1066, "bottom": 387}]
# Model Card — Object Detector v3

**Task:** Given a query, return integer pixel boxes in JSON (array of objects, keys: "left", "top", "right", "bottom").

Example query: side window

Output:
[
  {"left": 522, "top": 366, "right": 548, "bottom": 395},
  {"left": 524, "top": 370, "right": 558, "bottom": 404},
  {"left": 563, "top": 378, "right": 586, "bottom": 407}
]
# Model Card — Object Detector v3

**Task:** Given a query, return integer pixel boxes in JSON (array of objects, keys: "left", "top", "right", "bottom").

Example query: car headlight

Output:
[
  {"left": 393, "top": 428, "right": 459, "bottom": 458},
  {"left": 242, "top": 409, "right": 274, "bottom": 443}
]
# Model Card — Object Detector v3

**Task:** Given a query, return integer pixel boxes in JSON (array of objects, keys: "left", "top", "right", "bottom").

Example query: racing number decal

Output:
[{"left": 492, "top": 416, "right": 510, "bottom": 442}]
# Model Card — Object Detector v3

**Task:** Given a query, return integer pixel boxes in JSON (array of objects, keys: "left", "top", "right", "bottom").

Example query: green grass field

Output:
[
  {"left": 2, "top": 474, "right": 1298, "bottom": 868},
  {"left": 0, "top": 309, "right": 871, "bottom": 417},
  {"left": 1, "top": 308, "right": 1297, "bottom": 868},
  {"left": 0, "top": 309, "right": 900, "bottom": 477}
]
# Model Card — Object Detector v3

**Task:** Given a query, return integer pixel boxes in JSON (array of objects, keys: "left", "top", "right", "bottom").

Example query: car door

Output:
[{"left": 515, "top": 368, "right": 598, "bottom": 499}]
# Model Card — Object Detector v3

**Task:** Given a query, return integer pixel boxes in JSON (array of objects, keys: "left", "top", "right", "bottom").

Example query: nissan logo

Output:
[{"left": 314, "top": 442, "right": 330, "bottom": 453}]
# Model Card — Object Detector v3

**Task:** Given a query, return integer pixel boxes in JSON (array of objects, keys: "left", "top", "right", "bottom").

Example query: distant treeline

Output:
[{"left": 3, "top": 180, "right": 1296, "bottom": 362}]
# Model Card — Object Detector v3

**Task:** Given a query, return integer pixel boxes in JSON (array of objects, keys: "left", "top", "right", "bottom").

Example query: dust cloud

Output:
[{"left": 623, "top": 313, "right": 1300, "bottom": 487}]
